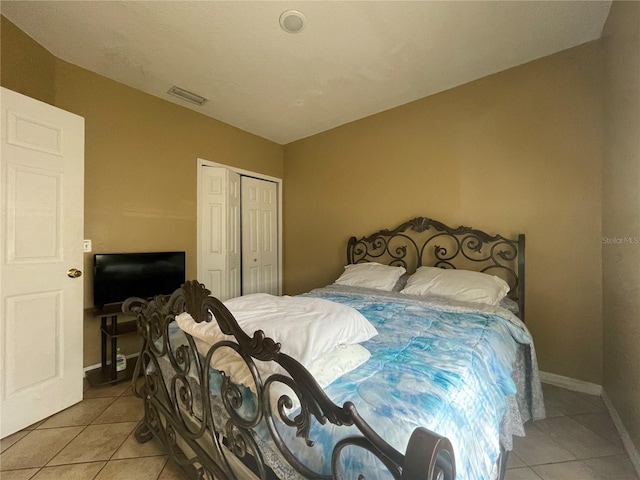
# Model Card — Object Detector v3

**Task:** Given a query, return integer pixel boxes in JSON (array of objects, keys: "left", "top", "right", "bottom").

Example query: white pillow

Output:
[
  {"left": 334, "top": 262, "right": 407, "bottom": 291},
  {"left": 176, "top": 293, "right": 377, "bottom": 370},
  {"left": 400, "top": 266, "right": 510, "bottom": 306},
  {"left": 311, "top": 343, "right": 370, "bottom": 388}
]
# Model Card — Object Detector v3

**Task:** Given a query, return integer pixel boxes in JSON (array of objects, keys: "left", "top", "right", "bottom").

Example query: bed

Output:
[{"left": 124, "top": 216, "right": 544, "bottom": 480}]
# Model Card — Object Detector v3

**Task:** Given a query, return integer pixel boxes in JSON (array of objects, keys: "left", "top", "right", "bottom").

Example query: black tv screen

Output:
[{"left": 93, "top": 251, "right": 186, "bottom": 308}]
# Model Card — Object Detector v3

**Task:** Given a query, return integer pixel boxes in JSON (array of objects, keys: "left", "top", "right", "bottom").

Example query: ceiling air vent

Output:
[{"left": 167, "top": 86, "right": 208, "bottom": 106}]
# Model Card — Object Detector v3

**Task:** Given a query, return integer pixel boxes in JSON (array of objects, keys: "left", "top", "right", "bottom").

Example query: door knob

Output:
[{"left": 67, "top": 268, "right": 83, "bottom": 278}]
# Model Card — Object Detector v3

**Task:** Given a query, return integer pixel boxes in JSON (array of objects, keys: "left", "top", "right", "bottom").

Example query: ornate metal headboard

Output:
[{"left": 347, "top": 217, "right": 526, "bottom": 321}]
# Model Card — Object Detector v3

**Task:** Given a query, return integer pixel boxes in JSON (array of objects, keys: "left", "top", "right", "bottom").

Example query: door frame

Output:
[{"left": 196, "top": 158, "right": 283, "bottom": 296}]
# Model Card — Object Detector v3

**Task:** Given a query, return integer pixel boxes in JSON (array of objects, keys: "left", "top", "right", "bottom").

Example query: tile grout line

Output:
[
  {"left": 4, "top": 382, "right": 637, "bottom": 480},
  {"left": 0, "top": 423, "right": 87, "bottom": 474},
  {"left": 96, "top": 381, "right": 168, "bottom": 479},
  {"left": 507, "top": 385, "right": 639, "bottom": 480},
  {"left": 41, "top": 388, "right": 123, "bottom": 470},
  {"left": 0, "top": 381, "right": 138, "bottom": 478},
  {"left": 602, "top": 390, "right": 640, "bottom": 478},
  {"left": 567, "top": 411, "right": 625, "bottom": 450}
]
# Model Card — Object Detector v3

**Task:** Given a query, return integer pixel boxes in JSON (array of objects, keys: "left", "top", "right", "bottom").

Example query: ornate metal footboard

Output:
[{"left": 123, "top": 280, "right": 455, "bottom": 480}]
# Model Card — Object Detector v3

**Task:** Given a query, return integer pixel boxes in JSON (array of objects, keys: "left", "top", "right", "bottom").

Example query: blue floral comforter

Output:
[
  {"left": 273, "top": 285, "right": 544, "bottom": 480},
  {"left": 165, "top": 285, "right": 544, "bottom": 480}
]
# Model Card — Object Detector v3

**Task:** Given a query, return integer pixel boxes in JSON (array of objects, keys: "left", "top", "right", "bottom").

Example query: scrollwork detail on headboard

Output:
[{"left": 347, "top": 216, "right": 526, "bottom": 321}]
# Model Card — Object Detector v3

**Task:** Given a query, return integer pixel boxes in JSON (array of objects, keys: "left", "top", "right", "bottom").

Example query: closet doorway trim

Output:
[{"left": 196, "top": 158, "right": 283, "bottom": 297}]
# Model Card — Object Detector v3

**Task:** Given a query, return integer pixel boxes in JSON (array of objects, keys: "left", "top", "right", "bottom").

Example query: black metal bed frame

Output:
[
  {"left": 124, "top": 280, "right": 456, "bottom": 480},
  {"left": 347, "top": 216, "right": 525, "bottom": 321},
  {"left": 344, "top": 216, "right": 526, "bottom": 480}
]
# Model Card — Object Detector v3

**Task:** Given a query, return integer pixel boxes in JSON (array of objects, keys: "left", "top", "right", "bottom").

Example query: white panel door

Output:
[
  {"left": 198, "top": 166, "right": 240, "bottom": 300},
  {"left": 241, "top": 177, "right": 278, "bottom": 295},
  {"left": 0, "top": 87, "right": 85, "bottom": 438}
]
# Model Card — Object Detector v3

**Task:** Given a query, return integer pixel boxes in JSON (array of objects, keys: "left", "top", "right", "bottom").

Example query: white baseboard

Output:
[
  {"left": 83, "top": 352, "right": 139, "bottom": 375},
  {"left": 601, "top": 390, "right": 640, "bottom": 477},
  {"left": 539, "top": 370, "right": 602, "bottom": 396},
  {"left": 539, "top": 371, "right": 640, "bottom": 477}
]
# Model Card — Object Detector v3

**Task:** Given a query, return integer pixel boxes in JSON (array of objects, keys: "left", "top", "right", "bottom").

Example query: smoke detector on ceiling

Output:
[
  {"left": 167, "top": 85, "right": 209, "bottom": 106},
  {"left": 279, "top": 10, "right": 306, "bottom": 34}
]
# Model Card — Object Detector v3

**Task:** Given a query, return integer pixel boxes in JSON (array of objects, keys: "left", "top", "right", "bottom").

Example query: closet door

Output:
[
  {"left": 241, "top": 177, "right": 278, "bottom": 295},
  {"left": 199, "top": 166, "right": 240, "bottom": 300}
]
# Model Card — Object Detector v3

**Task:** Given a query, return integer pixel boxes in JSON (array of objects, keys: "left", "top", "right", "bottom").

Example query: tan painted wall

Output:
[
  {"left": 0, "top": 14, "right": 613, "bottom": 391},
  {"left": 53, "top": 59, "right": 283, "bottom": 301},
  {"left": 0, "top": 16, "right": 56, "bottom": 105},
  {"left": 283, "top": 42, "right": 604, "bottom": 385},
  {"left": 602, "top": 0, "right": 640, "bottom": 456},
  {"left": 1, "top": 16, "right": 283, "bottom": 367},
  {"left": 55, "top": 60, "right": 283, "bottom": 367}
]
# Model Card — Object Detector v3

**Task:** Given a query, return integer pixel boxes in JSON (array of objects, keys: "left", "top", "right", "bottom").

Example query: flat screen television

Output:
[{"left": 93, "top": 251, "right": 186, "bottom": 309}]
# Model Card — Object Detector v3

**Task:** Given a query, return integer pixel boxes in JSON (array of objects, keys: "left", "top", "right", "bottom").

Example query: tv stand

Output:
[{"left": 85, "top": 303, "right": 139, "bottom": 387}]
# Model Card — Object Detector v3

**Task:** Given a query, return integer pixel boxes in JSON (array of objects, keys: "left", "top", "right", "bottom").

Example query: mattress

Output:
[{"left": 157, "top": 284, "right": 544, "bottom": 480}]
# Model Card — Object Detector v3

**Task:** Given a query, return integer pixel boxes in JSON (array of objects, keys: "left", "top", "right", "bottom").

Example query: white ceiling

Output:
[{"left": 1, "top": 1, "right": 612, "bottom": 145}]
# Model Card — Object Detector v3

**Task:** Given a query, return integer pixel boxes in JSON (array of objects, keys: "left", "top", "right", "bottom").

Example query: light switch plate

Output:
[{"left": 83, "top": 239, "right": 92, "bottom": 252}]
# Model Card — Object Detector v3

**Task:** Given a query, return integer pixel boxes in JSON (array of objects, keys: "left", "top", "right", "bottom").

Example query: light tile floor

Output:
[
  {"left": 0, "top": 379, "right": 182, "bottom": 480},
  {"left": 506, "top": 383, "right": 639, "bottom": 480},
  {"left": 1, "top": 380, "right": 638, "bottom": 479}
]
